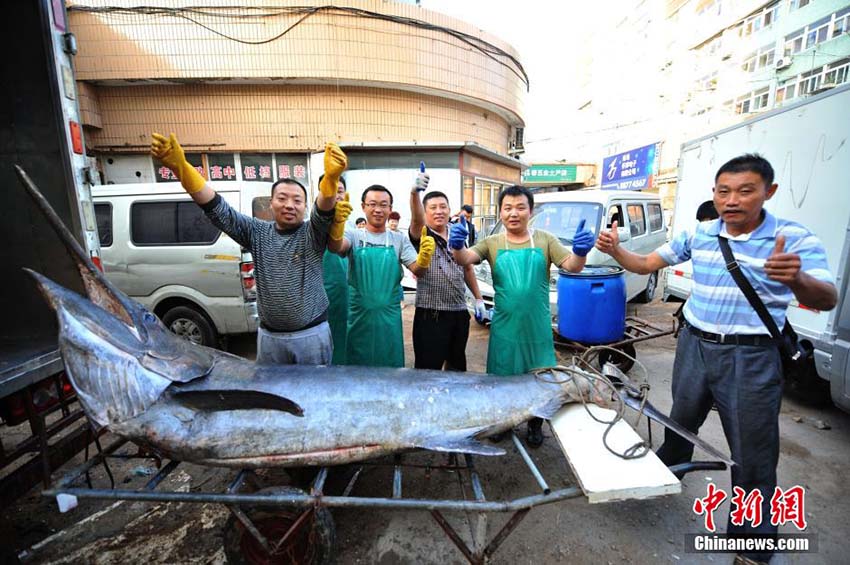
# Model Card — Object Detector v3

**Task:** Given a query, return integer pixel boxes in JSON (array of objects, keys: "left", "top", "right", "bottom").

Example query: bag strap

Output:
[{"left": 717, "top": 235, "right": 783, "bottom": 340}]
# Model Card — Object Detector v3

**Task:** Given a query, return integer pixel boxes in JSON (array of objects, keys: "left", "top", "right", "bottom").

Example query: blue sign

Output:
[{"left": 601, "top": 143, "right": 659, "bottom": 190}]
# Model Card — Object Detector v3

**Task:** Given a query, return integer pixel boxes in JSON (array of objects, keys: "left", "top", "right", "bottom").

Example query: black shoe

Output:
[{"left": 526, "top": 420, "right": 544, "bottom": 448}]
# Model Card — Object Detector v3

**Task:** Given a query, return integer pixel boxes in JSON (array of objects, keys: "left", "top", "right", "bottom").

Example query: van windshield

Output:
[{"left": 490, "top": 202, "right": 603, "bottom": 245}]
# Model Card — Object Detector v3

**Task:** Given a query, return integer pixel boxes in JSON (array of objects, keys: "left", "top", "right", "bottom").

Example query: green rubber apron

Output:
[
  {"left": 487, "top": 231, "right": 556, "bottom": 376},
  {"left": 346, "top": 232, "right": 405, "bottom": 367},
  {"left": 323, "top": 250, "right": 349, "bottom": 365}
]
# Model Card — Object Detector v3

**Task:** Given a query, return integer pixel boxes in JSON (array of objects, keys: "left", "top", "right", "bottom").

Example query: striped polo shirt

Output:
[{"left": 657, "top": 211, "right": 833, "bottom": 335}]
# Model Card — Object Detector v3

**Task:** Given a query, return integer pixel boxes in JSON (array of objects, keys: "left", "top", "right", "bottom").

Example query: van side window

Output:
[
  {"left": 627, "top": 204, "right": 646, "bottom": 236},
  {"left": 94, "top": 203, "right": 113, "bottom": 247},
  {"left": 252, "top": 197, "right": 274, "bottom": 221},
  {"left": 607, "top": 205, "right": 623, "bottom": 228},
  {"left": 130, "top": 201, "right": 220, "bottom": 245},
  {"left": 647, "top": 203, "right": 664, "bottom": 232}
]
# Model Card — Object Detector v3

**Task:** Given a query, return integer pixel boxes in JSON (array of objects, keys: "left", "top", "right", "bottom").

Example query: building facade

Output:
[
  {"left": 68, "top": 0, "right": 527, "bottom": 232},
  {"left": 562, "top": 0, "right": 850, "bottom": 208}
]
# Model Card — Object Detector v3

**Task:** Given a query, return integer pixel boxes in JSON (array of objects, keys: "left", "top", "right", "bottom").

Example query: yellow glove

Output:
[
  {"left": 150, "top": 132, "right": 206, "bottom": 194},
  {"left": 416, "top": 226, "right": 436, "bottom": 269},
  {"left": 319, "top": 142, "right": 348, "bottom": 199},
  {"left": 329, "top": 193, "right": 353, "bottom": 241}
]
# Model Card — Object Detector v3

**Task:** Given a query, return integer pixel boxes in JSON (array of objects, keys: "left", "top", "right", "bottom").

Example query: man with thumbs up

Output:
[
  {"left": 596, "top": 154, "right": 836, "bottom": 562},
  {"left": 408, "top": 163, "right": 486, "bottom": 371},
  {"left": 150, "top": 133, "right": 344, "bottom": 365}
]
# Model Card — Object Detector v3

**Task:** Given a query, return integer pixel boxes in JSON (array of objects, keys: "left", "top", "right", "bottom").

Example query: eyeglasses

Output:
[{"left": 364, "top": 202, "right": 391, "bottom": 210}]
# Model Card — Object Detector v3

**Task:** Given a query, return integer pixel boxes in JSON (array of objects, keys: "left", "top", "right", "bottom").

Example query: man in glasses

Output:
[{"left": 327, "top": 185, "right": 435, "bottom": 367}]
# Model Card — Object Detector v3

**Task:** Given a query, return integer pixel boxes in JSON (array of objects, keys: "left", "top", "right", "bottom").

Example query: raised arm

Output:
[
  {"left": 151, "top": 132, "right": 255, "bottom": 248},
  {"left": 595, "top": 220, "right": 669, "bottom": 274},
  {"left": 408, "top": 162, "right": 429, "bottom": 239},
  {"left": 317, "top": 143, "right": 347, "bottom": 213},
  {"left": 151, "top": 133, "right": 215, "bottom": 205}
]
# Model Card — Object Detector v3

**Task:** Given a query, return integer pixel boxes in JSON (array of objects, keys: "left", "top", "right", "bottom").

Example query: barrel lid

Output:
[{"left": 558, "top": 264, "right": 625, "bottom": 277}]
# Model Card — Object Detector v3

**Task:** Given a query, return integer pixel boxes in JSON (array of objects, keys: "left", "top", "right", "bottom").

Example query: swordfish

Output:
[{"left": 17, "top": 165, "right": 612, "bottom": 468}]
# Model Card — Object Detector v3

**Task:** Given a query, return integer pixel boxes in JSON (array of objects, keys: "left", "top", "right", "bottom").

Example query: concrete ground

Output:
[{"left": 3, "top": 297, "right": 848, "bottom": 564}]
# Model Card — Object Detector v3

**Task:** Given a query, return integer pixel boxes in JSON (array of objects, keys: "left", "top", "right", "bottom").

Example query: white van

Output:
[
  {"left": 473, "top": 189, "right": 667, "bottom": 325},
  {"left": 91, "top": 181, "right": 271, "bottom": 347}
]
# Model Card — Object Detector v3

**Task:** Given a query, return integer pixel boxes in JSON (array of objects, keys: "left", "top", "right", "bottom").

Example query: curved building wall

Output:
[
  {"left": 69, "top": 0, "right": 526, "bottom": 149},
  {"left": 83, "top": 83, "right": 512, "bottom": 154}
]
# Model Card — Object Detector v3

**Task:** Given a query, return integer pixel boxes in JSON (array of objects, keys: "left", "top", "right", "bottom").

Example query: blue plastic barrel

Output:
[{"left": 557, "top": 265, "right": 626, "bottom": 344}]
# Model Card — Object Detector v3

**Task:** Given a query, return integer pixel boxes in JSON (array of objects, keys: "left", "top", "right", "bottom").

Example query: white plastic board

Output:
[{"left": 551, "top": 404, "right": 681, "bottom": 504}]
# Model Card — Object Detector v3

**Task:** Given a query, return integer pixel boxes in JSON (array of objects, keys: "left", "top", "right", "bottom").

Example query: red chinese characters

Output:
[
  {"left": 259, "top": 165, "right": 272, "bottom": 180},
  {"left": 278, "top": 164, "right": 291, "bottom": 179},
  {"left": 244, "top": 166, "right": 257, "bottom": 180},
  {"left": 730, "top": 486, "right": 764, "bottom": 527},
  {"left": 693, "top": 483, "right": 727, "bottom": 532},
  {"left": 293, "top": 164, "right": 306, "bottom": 179},
  {"left": 158, "top": 166, "right": 173, "bottom": 180},
  {"left": 222, "top": 165, "right": 235, "bottom": 180},
  {"left": 210, "top": 165, "right": 223, "bottom": 180},
  {"left": 770, "top": 485, "right": 807, "bottom": 530}
]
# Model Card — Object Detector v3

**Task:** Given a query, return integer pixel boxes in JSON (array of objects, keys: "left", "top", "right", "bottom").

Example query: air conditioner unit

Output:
[{"left": 775, "top": 57, "right": 793, "bottom": 70}]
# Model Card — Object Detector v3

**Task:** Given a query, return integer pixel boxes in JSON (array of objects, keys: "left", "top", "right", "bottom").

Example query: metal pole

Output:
[{"left": 510, "top": 433, "right": 550, "bottom": 494}]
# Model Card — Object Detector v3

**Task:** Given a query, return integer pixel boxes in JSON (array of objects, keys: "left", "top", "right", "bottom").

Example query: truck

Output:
[
  {"left": 0, "top": 0, "right": 100, "bottom": 504},
  {"left": 662, "top": 83, "right": 850, "bottom": 412}
]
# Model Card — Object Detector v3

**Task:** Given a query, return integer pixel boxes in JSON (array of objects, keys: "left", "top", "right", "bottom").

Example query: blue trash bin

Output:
[{"left": 557, "top": 265, "right": 626, "bottom": 344}]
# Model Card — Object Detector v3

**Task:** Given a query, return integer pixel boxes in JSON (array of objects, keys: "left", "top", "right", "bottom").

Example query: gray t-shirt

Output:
[{"left": 343, "top": 228, "right": 418, "bottom": 272}]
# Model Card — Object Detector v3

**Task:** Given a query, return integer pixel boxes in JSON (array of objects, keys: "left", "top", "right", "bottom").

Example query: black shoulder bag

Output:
[{"left": 717, "top": 236, "right": 813, "bottom": 378}]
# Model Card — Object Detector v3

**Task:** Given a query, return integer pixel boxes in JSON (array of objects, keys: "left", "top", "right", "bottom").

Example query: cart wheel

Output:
[
  {"left": 598, "top": 343, "right": 636, "bottom": 374},
  {"left": 223, "top": 486, "right": 335, "bottom": 565}
]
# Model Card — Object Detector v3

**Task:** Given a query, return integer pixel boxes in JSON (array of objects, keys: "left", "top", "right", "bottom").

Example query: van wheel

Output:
[
  {"left": 162, "top": 306, "right": 217, "bottom": 347},
  {"left": 635, "top": 271, "right": 658, "bottom": 304}
]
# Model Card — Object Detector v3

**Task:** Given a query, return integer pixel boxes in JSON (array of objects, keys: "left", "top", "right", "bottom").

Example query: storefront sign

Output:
[{"left": 522, "top": 164, "right": 577, "bottom": 184}]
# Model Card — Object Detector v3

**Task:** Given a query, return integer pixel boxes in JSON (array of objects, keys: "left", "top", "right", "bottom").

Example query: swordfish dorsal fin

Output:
[{"left": 15, "top": 165, "right": 143, "bottom": 336}]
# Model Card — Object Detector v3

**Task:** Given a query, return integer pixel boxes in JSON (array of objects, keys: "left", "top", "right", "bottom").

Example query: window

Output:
[
  {"left": 785, "top": 30, "right": 805, "bottom": 55},
  {"left": 130, "top": 201, "right": 220, "bottom": 246},
  {"left": 627, "top": 204, "right": 646, "bottom": 237},
  {"left": 528, "top": 202, "right": 603, "bottom": 245},
  {"left": 647, "top": 203, "right": 663, "bottom": 232},
  {"left": 824, "top": 58, "right": 850, "bottom": 85},
  {"left": 241, "top": 154, "right": 274, "bottom": 182},
  {"left": 790, "top": 0, "right": 811, "bottom": 11},
  {"left": 741, "top": 54, "right": 757, "bottom": 72},
  {"left": 775, "top": 80, "right": 797, "bottom": 104},
  {"left": 833, "top": 8, "right": 850, "bottom": 38},
  {"left": 473, "top": 179, "right": 506, "bottom": 235},
  {"left": 752, "top": 87, "right": 770, "bottom": 110},
  {"left": 806, "top": 18, "right": 831, "bottom": 49},
  {"left": 207, "top": 153, "right": 237, "bottom": 182},
  {"left": 94, "top": 203, "right": 112, "bottom": 247},
  {"left": 757, "top": 48, "right": 775, "bottom": 69},
  {"left": 742, "top": 2, "right": 780, "bottom": 37}
]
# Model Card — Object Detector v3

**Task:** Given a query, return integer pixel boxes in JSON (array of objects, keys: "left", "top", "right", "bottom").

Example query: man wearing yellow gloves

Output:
[
  {"left": 408, "top": 163, "right": 485, "bottom": 371},
  {"left": 150, "top": 133, "right": 346, "bottom": 365},
  {"left": 327, "top": 185, "right": 435, "bottom": 367}
]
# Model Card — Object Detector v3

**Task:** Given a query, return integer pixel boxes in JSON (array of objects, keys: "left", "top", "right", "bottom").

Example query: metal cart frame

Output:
[{"left": 43, "top": 428, "right": 723, "bottom": 564}]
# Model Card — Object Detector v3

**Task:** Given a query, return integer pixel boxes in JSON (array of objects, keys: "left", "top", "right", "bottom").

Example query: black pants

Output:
[
  {"left": 657, "top": 329, "right": 782, "bottom": 562},
  {"left": 413, "top": 308, "right": 470, "bottom": 371}
]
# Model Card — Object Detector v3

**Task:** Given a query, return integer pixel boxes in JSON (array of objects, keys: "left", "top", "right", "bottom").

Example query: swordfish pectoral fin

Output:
[
  {"left": 172, "top": 389, "right": 304, "bottom": 417},
  {"left": 417, "top": 437, "right": 506, "bottom": 456}
]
